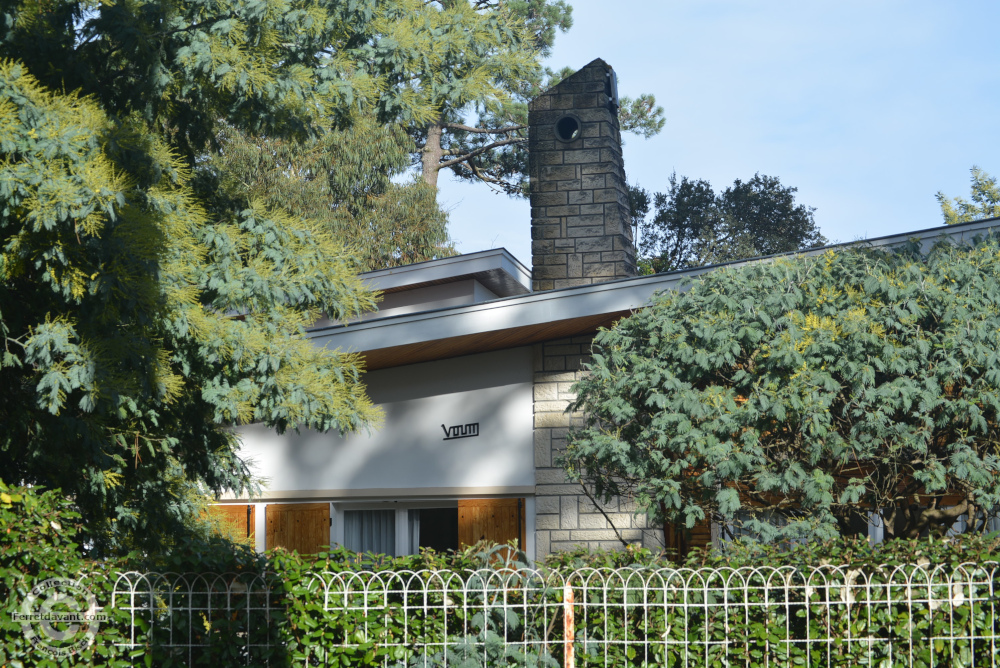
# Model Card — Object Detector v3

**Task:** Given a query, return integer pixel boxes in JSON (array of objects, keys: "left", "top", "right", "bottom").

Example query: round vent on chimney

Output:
[{"left": 554, "top": 114, "right": 582, "bottom": 142}]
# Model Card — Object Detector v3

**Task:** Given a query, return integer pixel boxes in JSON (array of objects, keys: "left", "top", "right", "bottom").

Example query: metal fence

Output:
[{"left": 112, "top": 562, "right": 1000, "bottom": 667}]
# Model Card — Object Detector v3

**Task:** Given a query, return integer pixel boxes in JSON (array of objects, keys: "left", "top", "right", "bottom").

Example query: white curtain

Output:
[
  {"left": 344, "top": 510, "right": 395, "bottom": 555},
  {"left": 408, "top": 510, "right": 420, "bottom": 554}
]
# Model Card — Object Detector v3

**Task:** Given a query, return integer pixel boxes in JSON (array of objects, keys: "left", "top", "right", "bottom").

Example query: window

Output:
[
  {"left": 334, "top": 502, "right": 460, "bottom": 556},
  {"left": 333, "top": 499, "right": 530, "bottom": 557},
  {"left": 343, "top": 509, "right": 395, "bottom": 555},
  {"left": 411, "top": 508, "right": 459, "bottom": 552}
]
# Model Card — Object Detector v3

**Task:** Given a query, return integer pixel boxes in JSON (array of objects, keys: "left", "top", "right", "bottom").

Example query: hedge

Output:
[{"left": 3, "top": 480, "right": 1000, "bottom": 667}]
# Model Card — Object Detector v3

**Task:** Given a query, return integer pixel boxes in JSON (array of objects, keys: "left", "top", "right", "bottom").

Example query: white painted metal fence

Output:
[{"left": 111, "top": 563, "right": 1000, "bottom": 666}]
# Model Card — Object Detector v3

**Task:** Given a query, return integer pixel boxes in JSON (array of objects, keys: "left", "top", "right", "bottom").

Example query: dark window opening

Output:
[{"left": 415, "top": 508, "right": 459, "bottom": 552}]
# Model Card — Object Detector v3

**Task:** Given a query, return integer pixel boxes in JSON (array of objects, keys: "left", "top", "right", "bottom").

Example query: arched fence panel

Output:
[{"left": 107, "top": 563, "right": 1000, "bottom": 667}]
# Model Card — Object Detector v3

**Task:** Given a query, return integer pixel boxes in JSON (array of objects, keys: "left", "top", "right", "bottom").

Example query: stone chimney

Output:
[{"left": 528, "top": 59, "right": 637, "bottom": 291}]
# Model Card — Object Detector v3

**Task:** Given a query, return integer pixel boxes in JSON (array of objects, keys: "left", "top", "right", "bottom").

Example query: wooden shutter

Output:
[
  {"left": 458, "top": 498, "right": 526, "bottom": 549},
  {"left": 208, "top": 504, "right": 255, "bottom": 541},
  {"left": 265, "top": 503, "right": 330, "bottom": 554}
]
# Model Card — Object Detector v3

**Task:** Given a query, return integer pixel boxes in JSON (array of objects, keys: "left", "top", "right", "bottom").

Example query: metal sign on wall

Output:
[{"left": 442, "top": 423, "right": 479, "bottom": 440}]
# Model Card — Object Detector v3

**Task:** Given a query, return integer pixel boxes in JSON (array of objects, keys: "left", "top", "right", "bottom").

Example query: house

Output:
[{"left": 212, "top": 59, "right": 1000, "bottom": 560}]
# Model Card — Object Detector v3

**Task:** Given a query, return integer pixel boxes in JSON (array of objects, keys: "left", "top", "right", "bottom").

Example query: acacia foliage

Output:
[
  {"left": 0, "top": 58, "right": 379, "bottom": 553},
  {"left": 937, "top": 166, "right": 1000, "bottom": 226},
  {"left": 563, "top": 236, "right": 1000, "bottom": 543}
]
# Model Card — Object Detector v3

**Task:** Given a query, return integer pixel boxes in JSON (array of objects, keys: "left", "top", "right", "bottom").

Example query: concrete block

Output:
[
  {"left": 600, "top": 148, "right": 624, "bottom": 165},
  {"left": 563, "top": 149, "right": 602, "bottom": 164},
  {"left": 578, "top": 513, "right": 608, "bottom": 529},
  {"left": 574, "top": 237, "right": 613, "bottom": 252},
  {"left": 612, "top": 235, "right": 634, "bottom": 251},
  {"left": 542, "top": 355, "right": 566, "bottom": 371},
  {"left": 580, "top": 162, "right": 619, "bottom": 175},
  {"left": 534, "top": 411, "right": 570, "bottom": 428},
  {"left": 557, "top": 382, "right": 579, "bottom": 399},
  {"left": 531, "top": 239, "right": 554, "bottom": 254},
  {"left": 535, "top": 370, "right": 579, "bottom": 383},
  {"left": 583, "top": 136, "right": 618, "bottom": 150},
  {"left": 534, "top": 264, "right": 567, "bottom": 279},
  {"left": 550, "top": 94, "right": 574, "bottom": 110},
  {"left": 560, "top": 496, "right": 579, "bottom": 529},
  {"left": 545, "top": 205, "right": 580, "bottom": 217},
  {"left": 535, "top": 495, "right": 560, "bottom": 515},
  {"left": 564, "top": 225, "right": 604, "bottom": 237},
  {"left": 533, "top": 383, "right": 558, "bottom": 401},
  {"left": 535, "top": 483, "right": 586, "bottom": 496},
  {"left": 552, "top": 278, "right": 594, "bottom": 288},
  {"left": 530, "top": 224, "right": 560, "bottom": 240},
  {"left": 534, "top": 400, "right": 570, "bottom": 413},
  {"left": 570, "top": 529, "right": 621, "bottom": 541},
  {"left": 535, "top": 468, "right": 570, "bottom": 485},
  {"left": 593, "top": 188, "right": 619, "bottom": 203},
  {"left": 534, "top": 531, "right": 550, "bottom": 559},
  {"left": 567, "top": 253, "right": 583, "bottom": 277},
  {"left": 566, "top": 213, "right": 606, "bottom": 227},
  {"left": 544, "top": 344, "right": 581, "bottom": 355},
  {"left": 534, "top": 190, "right": 567, "bottom": 206},
  {"left": 537, "top": 151, "right": 563, "bottom": 165},
  {"left": 542, "top": 164, "right": 579, "bottom": 180},
  {"left": 583, "top": 262, "right": 616, "bottom": 277}
]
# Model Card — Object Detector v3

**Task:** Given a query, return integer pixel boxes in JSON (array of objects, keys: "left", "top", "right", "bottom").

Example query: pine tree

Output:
[
  {"left": 363, "top": 0, "right": 664, "bottom": 194},
  {"left": 208, "top": 116, "right": 454, "bottom": 271}
]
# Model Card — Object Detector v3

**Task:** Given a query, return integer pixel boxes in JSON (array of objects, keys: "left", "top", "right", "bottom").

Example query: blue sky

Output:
[{"left": 436, "top": 0, "right": 1000, "bottom": 266}]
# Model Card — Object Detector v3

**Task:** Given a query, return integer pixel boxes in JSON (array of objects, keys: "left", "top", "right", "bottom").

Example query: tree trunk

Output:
[{"left": 422, "top": 120, "right": 444, "bottom": 189}]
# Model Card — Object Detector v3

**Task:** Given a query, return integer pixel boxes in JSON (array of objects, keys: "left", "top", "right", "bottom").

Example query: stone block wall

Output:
[
  {"left": 528, "top": 59, "right": 636, "bottom": 291},
  {"left": 532, "top": 337, "right": 662, "bottom": 558}
]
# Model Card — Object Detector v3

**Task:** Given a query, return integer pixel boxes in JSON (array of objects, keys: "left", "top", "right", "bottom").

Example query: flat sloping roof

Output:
[
  {"left": 361, "top": 248, "right": 531, "bottom": 298},
  {"left": 312, "top": 217, "right": 1000, "bottom": 370}
]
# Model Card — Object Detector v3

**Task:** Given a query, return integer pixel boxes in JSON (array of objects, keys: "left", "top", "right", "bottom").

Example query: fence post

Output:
[{"left": 564, "top": 584, "right": 575, "bottom": 668}]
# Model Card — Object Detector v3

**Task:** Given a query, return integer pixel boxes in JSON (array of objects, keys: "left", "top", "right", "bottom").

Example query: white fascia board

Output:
[
  {"left": 310, "top": 270, "right": 695, "bottom": 353},
  {"left": 312, "top": 218, "right": 1000, "bottom": 355},
  {"left": 361, "top": 248, "right": 531, "bottom": 295}
]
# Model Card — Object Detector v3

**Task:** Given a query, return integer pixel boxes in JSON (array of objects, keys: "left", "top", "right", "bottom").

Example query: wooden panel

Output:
[
  {"left": 265, "top": 503, "right": 330, "bottom": 554},
  {"left": 361, "top": 313, "right": 628, "bottom": 370},
  {"left": 458, "top": 498, "right": 526, "bottom": 549},
  {"left": 208, "top": 504, "right": 255, "bottom": 541},
  {"left": 689, "top": 519, "right": 712, "bottom": 552}
]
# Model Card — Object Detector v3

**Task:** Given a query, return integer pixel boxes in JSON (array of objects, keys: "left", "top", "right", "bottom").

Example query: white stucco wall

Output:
[{"left": 235, "top": 347, "right": 534, "bottom": 500}]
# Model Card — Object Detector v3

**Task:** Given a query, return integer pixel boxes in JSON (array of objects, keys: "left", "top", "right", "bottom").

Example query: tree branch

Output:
[
  {"left": 437, "top": 137, "right": 526, "bottom": 170},
  {"left": 444, "top": 123, "right": 526, "bottom": 134},
  {"left": 578, "top": 482, "right": 630, "bottom": 548},
  {"left": 155, "top": 14, "right": 237, "bottom": 39}
]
